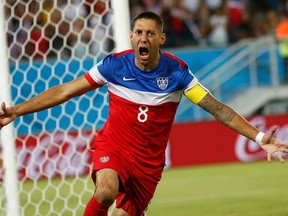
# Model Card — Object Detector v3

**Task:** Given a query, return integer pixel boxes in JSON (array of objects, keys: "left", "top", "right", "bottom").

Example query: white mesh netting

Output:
[{"left": 0, "top": 0, "right": 114, "bottom": 215}]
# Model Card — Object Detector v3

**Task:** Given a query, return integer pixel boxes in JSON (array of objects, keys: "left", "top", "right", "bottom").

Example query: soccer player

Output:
[{"left": 0, "top": 11, "right": 288, "bottom": 216}]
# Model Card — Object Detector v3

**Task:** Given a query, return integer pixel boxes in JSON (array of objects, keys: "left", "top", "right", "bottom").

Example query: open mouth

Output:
[{"left": 139, "top": 47, "right": 149, "bottom": 60}]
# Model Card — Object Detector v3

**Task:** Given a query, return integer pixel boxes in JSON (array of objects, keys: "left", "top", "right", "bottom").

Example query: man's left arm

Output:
[{"left": 197, "top": 93, "right": 288, "bottom": 162}]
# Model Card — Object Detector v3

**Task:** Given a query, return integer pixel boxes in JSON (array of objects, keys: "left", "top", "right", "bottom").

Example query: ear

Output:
[
  {"left": 160, "top": 33, "right": 166, "bottom": 45},
  {"left": 130, "top": 30, "right": 133, "bottom": 40}
]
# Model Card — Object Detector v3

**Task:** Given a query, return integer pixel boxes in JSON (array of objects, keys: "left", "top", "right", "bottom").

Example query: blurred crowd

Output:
[
  {"left": 130, "top": 0, "right": 288, "bottom": 48},
  {"left": 4, "top": 0, "right": 288, "bottom": 60},
  {"left": 5, "top": 0, "right": 114, "bottom": 60}
]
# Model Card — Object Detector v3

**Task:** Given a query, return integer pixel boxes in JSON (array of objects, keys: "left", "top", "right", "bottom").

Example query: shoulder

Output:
[
  {"left": 99, "top": 49, "right": 134, "bottom": 70},
  {"left": 113, "top": 49, "right": 135, "bottom": 58},
  {"left": 101, "top": 49, "right": 134, "bottom": 62},
  {"left": 160, "top": 51, "right": 187, "bottom": 70}
]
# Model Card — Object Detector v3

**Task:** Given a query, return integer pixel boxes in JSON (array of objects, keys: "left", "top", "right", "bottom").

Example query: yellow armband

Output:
[{"left": 185, "top": 83, "right": 208, "bottom": 104}]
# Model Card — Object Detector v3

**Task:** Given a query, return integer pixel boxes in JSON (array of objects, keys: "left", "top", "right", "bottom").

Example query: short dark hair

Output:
[{"left": 131, "top": 11, "right": 164, "bottom": 33}]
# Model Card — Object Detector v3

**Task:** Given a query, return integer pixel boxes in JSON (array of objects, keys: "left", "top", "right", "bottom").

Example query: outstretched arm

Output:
[
  {"left": 0, "top": 75, "right": 96, "bottom": 129},
  {"left": 198, "top": 93, "right": 288, "bottom": 162}
]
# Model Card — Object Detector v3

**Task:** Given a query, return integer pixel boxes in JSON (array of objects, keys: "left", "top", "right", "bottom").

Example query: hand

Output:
[
  {"left": 0, "top": 102, "right": 17, "bottom": 130},
  {"left": 260, "top": 126, "right": 288, "bottom": 163}
]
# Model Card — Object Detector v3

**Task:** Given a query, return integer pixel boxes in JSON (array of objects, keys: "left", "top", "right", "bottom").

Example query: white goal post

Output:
[
  {"left": 0, "top": 0, "right": 130, "bottom": 215},
  {"left": 0, "top": 2, "right": 20, "bottom": 216}
]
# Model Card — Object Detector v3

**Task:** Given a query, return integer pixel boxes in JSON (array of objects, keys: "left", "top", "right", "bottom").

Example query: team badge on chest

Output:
[{"left": 157, "top": 77, "right": 168, "bottom": 90}]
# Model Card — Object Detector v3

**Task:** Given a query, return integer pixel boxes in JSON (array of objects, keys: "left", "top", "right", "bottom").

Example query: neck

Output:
[
  {"left": 135, "top": 52, "right": 160, "bottom": 71},
  {"left": 136, "top": 62, "right": 157, "bottom": 71}
]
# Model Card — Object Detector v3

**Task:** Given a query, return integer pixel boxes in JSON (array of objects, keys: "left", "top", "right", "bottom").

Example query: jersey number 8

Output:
[{"left": 137, "top": 105, "right": 148, "bottom": 123}]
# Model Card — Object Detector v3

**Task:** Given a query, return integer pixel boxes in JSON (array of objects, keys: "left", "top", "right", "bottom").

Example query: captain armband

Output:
[{"left": 185, "top": 83, "right": 208, "bottom": 104}]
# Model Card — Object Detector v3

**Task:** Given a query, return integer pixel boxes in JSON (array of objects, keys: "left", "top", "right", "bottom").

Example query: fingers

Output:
[
  {"left": 0, "top": 102, "right": 5, "bottom": 114},
  {"left": 279, "top": 147, "right": 288, "bottom": 153},
  {"left": 267, "top": 149, "right": 287, "bottom": 163},
  {"left": 274, "top": 152, "right": 285, "bottom": 163},
  {"left": 1, "top": 102, "right": 6, "bottom": 112},
  {"left": 0, "top": 102, "right": 9, "bottom": 116},
  {"left": 267, "top": 152, "right": 272, "bottom": 163},
  {"left": 0, "top": 102, "right": 7, "bottom": 130},
  {"left": 262, "top": 127, "right": 278, "bottom": 145},
  {"left": 269, "top": 126, "right": 278, "bottom": 137}
]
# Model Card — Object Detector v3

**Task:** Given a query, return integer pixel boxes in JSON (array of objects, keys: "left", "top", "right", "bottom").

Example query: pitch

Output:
[
  {"left": 148, "top": 161, "right": 288, "bottom": 216},
  {"left": 18, "top": 161, "right": 288, "bottom": 216}
]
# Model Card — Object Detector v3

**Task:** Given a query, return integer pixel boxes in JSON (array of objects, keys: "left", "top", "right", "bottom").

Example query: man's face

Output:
[{"left": 130, "top": 18, "right": 166, "bottom": 70}]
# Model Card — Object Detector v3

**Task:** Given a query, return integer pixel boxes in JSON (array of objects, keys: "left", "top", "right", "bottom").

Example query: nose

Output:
[{"left": 140, "top": 32, "right": 148, "bottom": 43}]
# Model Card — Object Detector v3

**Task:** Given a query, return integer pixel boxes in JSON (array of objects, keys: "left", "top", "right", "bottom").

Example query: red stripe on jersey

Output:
[
  {"left": 113, "top": 49, "right": 135, "bottom": 58},
  {"left": 162, "top": 51, "right": 186, "bottom": 69},
  {"left": 84, "top": 73, "right": 103, "bottom": 88}
]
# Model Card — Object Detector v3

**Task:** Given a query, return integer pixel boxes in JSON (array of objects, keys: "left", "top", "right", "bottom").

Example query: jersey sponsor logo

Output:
[
  {"left": 157, "top": 77, "right": 168, "bottom": 90},
  {"left": 123, "top": 76, "right": 136, "bottom": 81},
  {"left": 100, "top": 156, "right": 110, "bottom": 163}
]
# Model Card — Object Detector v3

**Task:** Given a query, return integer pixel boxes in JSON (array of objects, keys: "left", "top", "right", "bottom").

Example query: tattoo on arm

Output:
[{"left": 198, "top": 93, "right": 237, "bottom": 126}]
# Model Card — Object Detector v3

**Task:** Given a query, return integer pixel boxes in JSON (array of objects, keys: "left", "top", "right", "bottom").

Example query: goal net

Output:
[{"left": 0, "top": 0, "right": 118, "bottom": 215}]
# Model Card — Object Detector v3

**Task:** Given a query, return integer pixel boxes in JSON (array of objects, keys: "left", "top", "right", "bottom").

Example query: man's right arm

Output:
[{"left": 0, "top": 75, "right": 96, "bottom": 128}]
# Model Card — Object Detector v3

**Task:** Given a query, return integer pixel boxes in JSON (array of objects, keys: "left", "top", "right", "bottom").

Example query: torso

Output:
[{"left": 85, "top": 49, "right": 197, "bottom": 167}]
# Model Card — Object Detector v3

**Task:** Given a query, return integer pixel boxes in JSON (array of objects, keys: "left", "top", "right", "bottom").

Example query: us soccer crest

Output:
[{"left": 157, "top": 77, "right": 168, "bottom": 90}]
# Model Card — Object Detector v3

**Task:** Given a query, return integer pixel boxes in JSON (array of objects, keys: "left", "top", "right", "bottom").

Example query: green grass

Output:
[
  {"left": 18, "top": 177, "right": 94, "bottom": 216},
  {"left": 3, "top": 161, "right": 288, "bottom": 215},
  {"left": 147, "top": 161, "right": 288, "bottom": 216}
]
